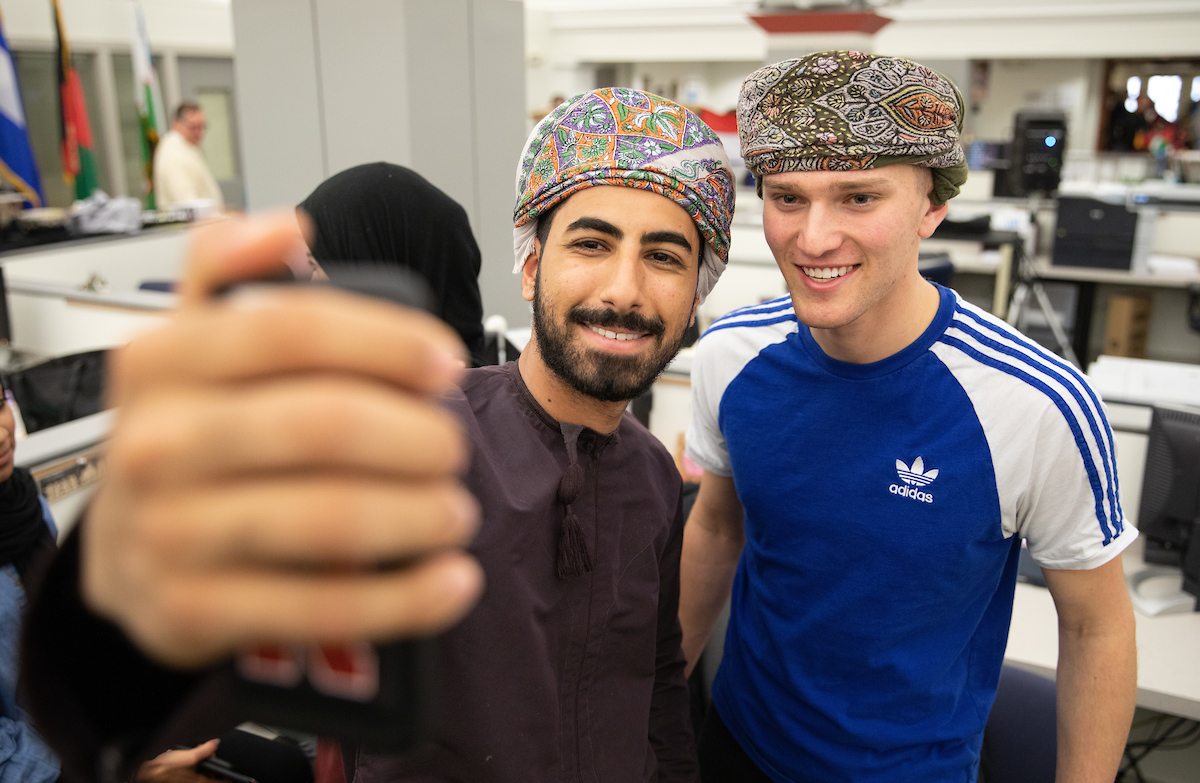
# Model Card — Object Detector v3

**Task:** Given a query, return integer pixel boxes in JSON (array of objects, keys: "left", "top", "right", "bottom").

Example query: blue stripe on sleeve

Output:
[
  {"left": 939, "top": 333, "right": 1115, "bottom": 544},
  {"left": 709, "top": 296, "right": 794, "bottom": 327},
  {"left": 952, "top": 308, "right": 1123, "bottom": 535},
  {"left": 703, "top": 313, "right": 798, "bottom": 338}
]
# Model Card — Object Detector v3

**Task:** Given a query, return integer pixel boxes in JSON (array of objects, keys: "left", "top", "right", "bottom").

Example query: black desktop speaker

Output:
[{"left": 1005, "top": 112, "right": 1067, "bottom": 196}]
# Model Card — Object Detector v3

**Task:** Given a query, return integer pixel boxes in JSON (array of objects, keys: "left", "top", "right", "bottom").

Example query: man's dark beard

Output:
[{"left": 532, "top": 276, "right": 689, "bottom": 403}]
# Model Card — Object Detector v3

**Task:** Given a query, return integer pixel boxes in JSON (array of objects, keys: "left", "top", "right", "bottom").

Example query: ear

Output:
[
  {"left": 917, "top": 199, "right": 950, "bottom": 240},
  {"left": 521, "top": 240, "right": 541, "bottom": 303},
  {"left": 688, "top": 294, "right": 699, "bottom": 328}
]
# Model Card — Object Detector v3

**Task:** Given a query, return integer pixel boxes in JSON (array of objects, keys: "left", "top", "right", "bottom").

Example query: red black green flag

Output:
[{"left": 51, "top": 0, "right": 98, "bottom": 201}]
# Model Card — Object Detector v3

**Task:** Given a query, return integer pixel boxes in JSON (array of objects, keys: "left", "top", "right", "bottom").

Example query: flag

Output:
[
  {"left": 130, "top": 0, "right": 164, "bottom": 208},
  {"left": 0, "top": 16, "right": 43, "bottom": 206},
  {"left": 51, "top": 0, "right": 98, "bottom": 201}
]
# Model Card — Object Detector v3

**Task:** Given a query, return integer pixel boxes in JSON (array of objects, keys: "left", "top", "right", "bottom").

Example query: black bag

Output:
[{"left": 2, "top": 350, "right": 107, "bottom": 434}]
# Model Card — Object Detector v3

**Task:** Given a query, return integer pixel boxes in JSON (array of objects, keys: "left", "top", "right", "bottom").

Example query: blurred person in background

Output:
[
  {"left": 153, "top": 102, "right": 224, "bottom": 212},
  {"left": 0, "top": 378, "right": 58, "bottom": 783},
  {"left": 298, "top": 163, "right": 487, "bottom": 366}
]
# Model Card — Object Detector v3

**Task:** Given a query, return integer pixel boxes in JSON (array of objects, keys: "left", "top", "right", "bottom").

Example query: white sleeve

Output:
[
  {"left": 685, "top": 331, "right": 732, "bottom": 477},
  {"left": 684, "top": 316, "right": 793, "bottom": 478},
  {"left": 1017, "top": 396, "right": 1137, "bottom": 571},
  {"left": 930, "top": 328, "right": 1135, "bottom": 573}
]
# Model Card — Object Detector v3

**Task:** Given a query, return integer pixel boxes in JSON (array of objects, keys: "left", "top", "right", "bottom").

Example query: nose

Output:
[
  {"left": 795, "top": 202, "right": 843, "bottom": 259},
  {"left": 597, "top": 247, "right": 644, "bottom": 313}
]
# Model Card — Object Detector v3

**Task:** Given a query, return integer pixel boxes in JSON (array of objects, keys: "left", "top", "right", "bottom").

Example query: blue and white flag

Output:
[{"left": 0, "top": 16, "right": 43, "bottom": 207}]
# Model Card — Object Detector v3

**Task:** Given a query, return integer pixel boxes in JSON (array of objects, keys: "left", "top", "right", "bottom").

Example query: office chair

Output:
[
  {"left": 979, "top": 665, "right": 1058, "bottom": 783},
  {"left": 1, "top": 349, "right": 106, "bottom": 434}
]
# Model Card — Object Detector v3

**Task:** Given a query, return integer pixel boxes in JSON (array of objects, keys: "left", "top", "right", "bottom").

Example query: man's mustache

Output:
[{"left": 568, "top": 307, "right": 665, "bottom": 338}]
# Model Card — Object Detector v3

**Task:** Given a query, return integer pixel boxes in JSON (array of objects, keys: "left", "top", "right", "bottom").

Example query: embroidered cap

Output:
[
  {"left": 738, "top": 51, "right": 968, "bottom": 205},
  {"left": 512, "top": 88, "right": 736, "bottom": 304}
]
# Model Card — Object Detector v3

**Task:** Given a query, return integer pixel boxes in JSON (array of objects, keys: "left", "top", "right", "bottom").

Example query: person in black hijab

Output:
[
  {"left": 298, "top": 163, "right": 488, "bottom": 366},
  {"left": 0, "top": 377, "right": 59, "bottom": 783}
]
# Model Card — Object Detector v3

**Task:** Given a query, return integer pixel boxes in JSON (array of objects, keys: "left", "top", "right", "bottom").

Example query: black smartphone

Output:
[
  {"left": 193, "top": 754, "right": 257, "bottom": 783},
  {"left": 227, "top": 263, "right": 441, "bottom": 751}
]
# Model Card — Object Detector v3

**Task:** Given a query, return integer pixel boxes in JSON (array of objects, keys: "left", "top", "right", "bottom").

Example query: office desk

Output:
[
  {"left": 1004, "top": 537, "right": 1200, "bottom": 721},
  {"left": 1026, "top": 261, "right": 1200, "bottom": 365},
  {"left": 1032, "top": 261, "right": 1200, "bottom": 290}
]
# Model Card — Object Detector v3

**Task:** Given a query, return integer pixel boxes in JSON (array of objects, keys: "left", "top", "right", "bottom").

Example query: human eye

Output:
[
  {"left": 648, "top": 250, "right": 684, "bottom": 267},
  {"left": 848, "top": 193, "right": 877, "bottom": 206},
  {"left": 571, "top": 238, "right": 607, "bottom": 252}
]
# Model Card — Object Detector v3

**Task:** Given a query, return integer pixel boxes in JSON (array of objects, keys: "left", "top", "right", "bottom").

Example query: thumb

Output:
[{"left": 179, "top": 738, "right": 221, "bottom": 764}]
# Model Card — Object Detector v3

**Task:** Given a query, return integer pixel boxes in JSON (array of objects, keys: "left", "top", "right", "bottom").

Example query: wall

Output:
[
  {"left": 970, "top": 59, "right": 1105, "bottom": 152},
  {"left": 2, "top": 0, "right": 233, "bottom": 54},
  {"left": 525, "top": 0, "right": 1200, "bottom": 132},
  {"left": 231, "top": 0, "right": 530, "bottom": 325},
  {"left": 875, "top": 8, "right": 1200, "bottom": 61},
  {"left": 625, "top": 61, "right": 758, "bottom": 113}
]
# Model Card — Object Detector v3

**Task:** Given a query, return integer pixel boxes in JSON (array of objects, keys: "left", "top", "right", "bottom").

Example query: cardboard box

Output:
[{"left": 1103, "top": 294, "right": 1153, "bottom": 358}]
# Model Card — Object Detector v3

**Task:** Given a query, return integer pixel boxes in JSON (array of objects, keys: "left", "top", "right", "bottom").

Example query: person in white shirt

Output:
[{"left": 152, "top": 101, "right": 225, "bottom": 212}]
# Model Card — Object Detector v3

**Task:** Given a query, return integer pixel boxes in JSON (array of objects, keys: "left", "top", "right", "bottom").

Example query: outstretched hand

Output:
[
  {"left": 136, "top": 740, "right": 220, "bottom": 783},
  {"left": 82, "top": 212, "right": 484, "bottom": 668}
]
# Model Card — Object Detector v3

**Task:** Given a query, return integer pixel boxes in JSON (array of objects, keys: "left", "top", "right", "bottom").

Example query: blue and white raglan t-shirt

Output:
[{"left": 686, "top": 284, "right": 1137, "bottom": 783}]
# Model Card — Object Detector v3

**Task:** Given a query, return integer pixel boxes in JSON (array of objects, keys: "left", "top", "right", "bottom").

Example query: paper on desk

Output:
[
  {"left": 1147, "top": 254, "right": 1200, "bottom": 276},
  {"left": 1087, "top": 356, "right": 1200, "bottom": 408}
]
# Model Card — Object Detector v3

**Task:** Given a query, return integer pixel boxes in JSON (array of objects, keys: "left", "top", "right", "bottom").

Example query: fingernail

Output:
[
  {"left": 431, "top": 348, "right": 466, "bottom": 382},
  {"left": 445, "top": 557, "right": 484, "bottom": 602},
  {"left": 225, "top": 284, "right": 283, "bottom": 311},
  {"left": 453, "top": 491, "right": 481, "bottom": 538}
]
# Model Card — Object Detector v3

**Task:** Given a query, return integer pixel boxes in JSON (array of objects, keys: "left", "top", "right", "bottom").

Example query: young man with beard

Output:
[
  {"left": 22, "top": 88, "right": 735, "bottom": 783},
  {"left": 679, "top": 53, "right": 1136, "bottom": 782}
]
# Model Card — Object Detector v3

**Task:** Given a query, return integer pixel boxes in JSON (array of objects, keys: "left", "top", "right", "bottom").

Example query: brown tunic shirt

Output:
[{"left": 23, "top": 363, "right": 697, "bottom": 783}]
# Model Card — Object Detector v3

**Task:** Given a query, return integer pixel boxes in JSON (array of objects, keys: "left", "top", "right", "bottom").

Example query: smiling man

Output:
[
  {"left": 22, "top": 88, "right": 735, "bottom": 783},
  {"left": 678, "top": 53, "right": 1137, "bottom": 783}
]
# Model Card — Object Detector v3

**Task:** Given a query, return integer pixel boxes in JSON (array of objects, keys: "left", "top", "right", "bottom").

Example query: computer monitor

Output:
[
  {"left": 1183, "top": 519, "right": 1200, "bottom": 609},
  {"left": 1137, "top": 404, "right": 1200, "bottom": 567}
]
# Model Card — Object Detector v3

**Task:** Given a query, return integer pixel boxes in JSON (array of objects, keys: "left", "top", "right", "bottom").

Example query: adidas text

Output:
[{"left": 890, "top": 483, "right": 934, "bottom": 504}]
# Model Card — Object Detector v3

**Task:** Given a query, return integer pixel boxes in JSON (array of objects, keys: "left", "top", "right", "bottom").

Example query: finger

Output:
[
  {"left": 111, "top": 286, "right": 465, "bottom": 404},
  {"left": 109, "top": 377, "right": 469, "bottom": 486},
  {"left": 166, "top": 740, "right": 220, "bottom": 766},
  {"left": 125, "top": 551, "right": 485, "bottom": 668},
  {"left": 179, "top": 212, "right": 312, "bottom": 306},
  {"left": 136, "top": 477, "right": 480, "bottom": 566}
]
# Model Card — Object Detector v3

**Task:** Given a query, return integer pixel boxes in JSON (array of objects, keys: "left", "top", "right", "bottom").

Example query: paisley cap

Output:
[
  {"left": 512, "top": 88, "right": 736, "bottom": 304},
  {"left": 738, "top": 51, "right": 968, "bottom": 205}
]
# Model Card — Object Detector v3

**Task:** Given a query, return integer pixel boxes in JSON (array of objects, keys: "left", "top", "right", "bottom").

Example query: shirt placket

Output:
[{"left": 556, "top": 433, "right": 608, "bottom": 783}]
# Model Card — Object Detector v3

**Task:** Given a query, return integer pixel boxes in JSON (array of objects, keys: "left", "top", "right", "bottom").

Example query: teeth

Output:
[
  {"left": 802, "top": 265, "right": 854, "bottom": 280},
  {"left": 588, "top": 325, "right": 644, "bottom": 341}
]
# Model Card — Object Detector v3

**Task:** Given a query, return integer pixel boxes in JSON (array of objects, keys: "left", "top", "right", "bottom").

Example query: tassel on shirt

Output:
[{"left": 556, "top": 429, "right": 593, "bottom": 579}]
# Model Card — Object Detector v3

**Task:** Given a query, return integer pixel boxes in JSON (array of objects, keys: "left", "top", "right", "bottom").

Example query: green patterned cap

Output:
[{"left": 738, "top": 51, "right": 968, "bottom": 205}]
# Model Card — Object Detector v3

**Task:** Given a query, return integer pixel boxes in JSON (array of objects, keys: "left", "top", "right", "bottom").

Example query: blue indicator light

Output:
[{"left": 1045, "top": 136, "right": 1057, "bottom": 148}]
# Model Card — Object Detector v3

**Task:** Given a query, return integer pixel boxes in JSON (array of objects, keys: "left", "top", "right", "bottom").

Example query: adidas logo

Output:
[
  {"left": 889, "top": 457, "right": 938, "bottom": 504},
  {"left": 896, "top": 457, "right": 938, "bottom": 486}
]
